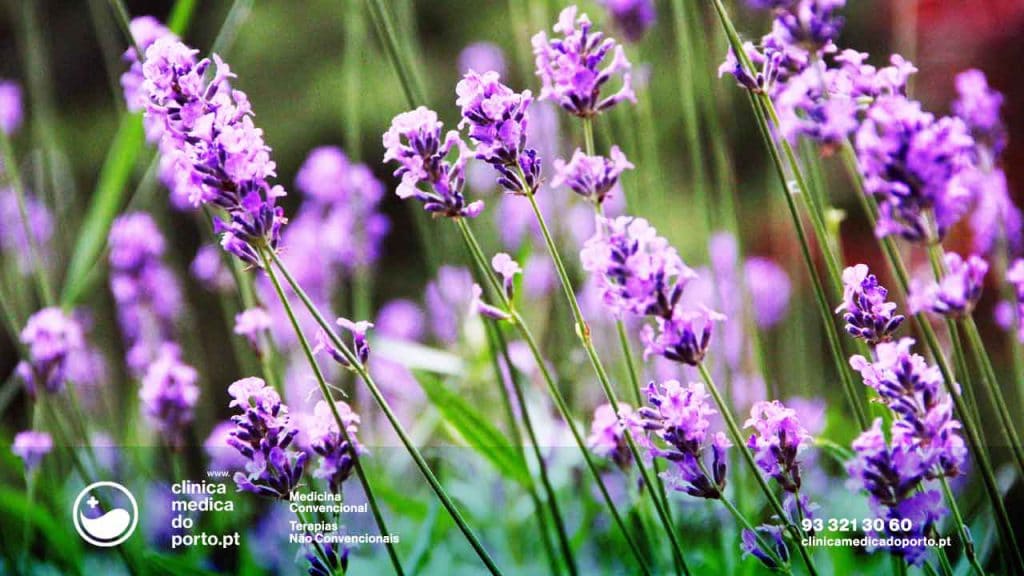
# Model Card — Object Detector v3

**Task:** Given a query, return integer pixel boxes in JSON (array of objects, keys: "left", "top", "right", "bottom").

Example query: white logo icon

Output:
[{"left": 72, "top": 481, "right": 139, "bottom": 547}]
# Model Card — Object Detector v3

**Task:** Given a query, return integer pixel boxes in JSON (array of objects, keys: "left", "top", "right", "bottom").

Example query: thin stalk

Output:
[
  {"left": 259, "top": 248, "right": 405, "bottom": 575},
  {"left": 697, "top": 363, "right": 819, "bottom": 576},
  {"left": 0, "top": 131, "right": 55, "bottom": 305},
  {"left": 484, "top": 320, "right": 573, "bottom": 576},
  {"left": 267, "top": 249, "right": 504, "bottom": 576},
  {"left": 454, "top": 217, "right": 653, "bottom": 575},
  {"left": 364, "top": 0, "right": 425, "bottom": 106},
  {"left": 105, "top": 0, "right": 144, "bottom": 61},
  {"left": 938, "top": 477, "right": 985, "bottom": 576},
  {"left": 522, "top": 192, "right": 691, "bottom": 575}
]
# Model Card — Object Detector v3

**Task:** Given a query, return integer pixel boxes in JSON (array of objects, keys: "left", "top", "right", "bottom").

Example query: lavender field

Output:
[{"left": 2, "top": 0, "right": 1024, "bottom": 574}]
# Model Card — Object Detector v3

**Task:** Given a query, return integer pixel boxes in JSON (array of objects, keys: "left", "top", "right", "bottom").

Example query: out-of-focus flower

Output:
[
  {"left": 458, "top": 42, "right": 507, "bottom": 77},
  {"left": 745, "top": 257, "right": 791, "bottom": 328},
  {"left": 855, "top": 96, "right": 975, "bottom": 242},
  {"left": 598, "top": 0, "right": 656, "bottom": 43},
  {"left": 375, "top": 299, "right": 425, "bottom": 342},
  {"left": 588, "top": 403, "right": 642, "bottom": 470},
  {"left": 0, "top": 80, "right": 23, "bottom": 134},
  {"left": 953, "top": 69, "right": 1006, "bottom": 156},
  {"left": 227, "top": 377, "right": 308, "bottom": 498},
  {"left": 551, "top": 146, "right": 633, "bottom": 206},
  {"left": 638, "top": 380, "right": 730, "bottom": 499},
  {"left": 142, "top": 38, "right": 286, "bottom": 266},
  {"left": 16, "top": 307, "right": 85, "bottom": 395},
  {"left": 384, "top": 107, "right": 482, "bottom": 218},
  {"left": 1009, "top": 259, "right": 1024, "bottom": 343},
  {"left": 12, "top": 430, "right": 52, "bottom": 471},
  {"left": 532, "top": 6, "right": 636, "bottom": 117},
  {"left": 425, "top": 266, "right": 475, "bottom": 344},
  {"left": 836, "top": 264, "right": 905, "bottom": 344},
  {"left": 308, "top": 400, "right": 365, "bottom": 493},
  {"left": 908, "top": 253, "right": 987, "bottom": 318},
  {"left": 772, "top": 0, "right": 845, "bottom": 52},
  {"left": 234, "top": 307, "right": 272, "bottom": 350},
  {"left": 190, "top": 244, "right": 233, "bottom": 292},
  {"left": 456, "top": 71, "right": 540, "bottom": 195},
  {"left": 139, "top": 345, "right": 200, "bottom": 444},
  {"left": 0, "top": 188, "right": 53, "bottom": 276},
  {"left": 963, "top": 169, "right": 1021, "bottom": 256},
  {"left": 745, "top": 400, "right": 809, "bottom": 492},
  {"left": 204, "top": 421, "right": 248, "bottom": 472},
  {"left": 305, "top": 539, "right": 350, "bottom": 576}
]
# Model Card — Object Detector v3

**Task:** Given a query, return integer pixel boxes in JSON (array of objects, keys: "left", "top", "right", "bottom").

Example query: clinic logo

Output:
[{"left": 72, "top": 481, "right": 139, "bottom": 547}]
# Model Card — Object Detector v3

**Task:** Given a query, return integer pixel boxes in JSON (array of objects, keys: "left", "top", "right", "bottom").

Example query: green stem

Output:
[
  {"left": 938, "top": 477, "right": 984, "bottom": 576},
  {"left": 485, "top": 321, "right": 574, "bottom": 576},
  {"left": 267, "top": 250, "right": 504, "bottom": 576},
  {"left": 105, "top": 0, "right": 144, "bottom": 61},
  {"left": 259, "top": 248, "right": 404, "bottom": 575},
  {"left": 453, "top": 217, "right": 652, "bottom": 575},
  {"left": 697, "top": 363, "right": 819, "bottom": 576},
  {"left": 523, "top": 192, "right": 691, "bottom": 575}
]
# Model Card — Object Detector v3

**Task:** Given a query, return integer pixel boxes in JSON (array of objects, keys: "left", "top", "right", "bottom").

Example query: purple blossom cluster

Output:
[
  {"left": 771, "top": 0, "right": 846, "bottom": 52},
  {"left": 598, "top": 0, "right": 656, "bottom": 43},
  {"left": 308, "top": 400, "right": 365, "bottom": 493},
  {"left": 551, "top": 146, "right": 633, "bottom": 206},
  {"left": 12, "top": 430, "right": 53, "bottom": 471},
  {"left": 226, "top": 377, "right": 308, "bottom": 498},
  {"left": 0, "top": 188, "right": 53, "bottom": 276},
  {"left": 532, "top": 6, "right": 636, "bottom": 117},
  {"left": 744, "top": 400, "right": 810, "bottom": 493},
  {"left": 953, "top": 69, "right": 1006, "bottom": 156},
  {"left": 908, "top": 253, "right": 988, "bottom": 318},
  {"left": 456, "top": 71, "right": 540, "bottom": 195},
  {"left": 0, "top": 79, "right": 23, "bottom": 134},
  {"left": 637, "top": 380, "right": 731, "bottom": 499},
  {"left": 587, "top": 403, "right": 642, "bottom": 470},
  {"left": 383, "top": 107, "right": 481, "bottom": 218},
  {"left": 846, "top": 419, "right": 947, "bottom": 565},
  {"left": 835, "top": 264, "right": 905, "bottom": 344},
  {"left": 139, "top": 345, "right": 200, "bottom": 444},
  {"left": 141, "top": 38, "right": 286, "bottom": 266},
  {"left": 120, "top": 16, "right": 174, "bottom": 114},
  {"left": 16, "top": 307, "right": 85, "bottom": 395}
]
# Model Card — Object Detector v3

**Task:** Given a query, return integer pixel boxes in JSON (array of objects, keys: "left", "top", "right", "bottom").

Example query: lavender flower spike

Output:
[
  {"left": 835, "top": 264, "right": 905, "bottom": 344},
  {"left": 16, "top": 307, "right": 85, "bottom": 395},
  {"left": 953, "top": 69, "right": 1006, "bottom": 156},
  {"left": 227, "top": 377, "right": 307, "bottom": 499},
  {"left": 908, "top": 253, "right": 988, "bottom": 318},
  {"left": 383, "top": 107, "right": 483, "bottom": 218},
  {"left": 551, "top": 146, "right": 633, "bottom": 206},
  {"left": 455, "top": 70, "right": 541, "bottom": 195},
  {"left": 0, "top": 80, "right": 23, "bottom": 135},
  {"left": 638, "top": 380, "right": 731, "bottom": 499},
  {"left": 772, "top": 0, "right": 846, "bottom": 53},
  {"left": 642, "top": 307, "right": 725, "bottom": 366},
  {"left": 12, "top": 430, "right": 53, "bottom": 471},
  {"left": 139, "top": 345, "right": 200, "bottom": 444},
  {"left": 308, "top": 400, "right": 365, "bottom": 494},
  {"left": 532, "top": 6, "right": 636, "bottom": 117},
  {"left": 745, "top": 400, "right": 810, "bottom": 493}
]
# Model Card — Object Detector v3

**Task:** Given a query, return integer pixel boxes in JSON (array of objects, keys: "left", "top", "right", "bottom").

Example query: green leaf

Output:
[
  {"left": 0, "top": 486, "right": 83, "bottom": 569},
  {"left": 145, "top": 552, "right": 225, "bottom": 576},
  {"left": 416, "top": 373, "right": 530, "bottom": 487},
  {"left": 60, "top": 114, "right": 146, "bottom": 308}
]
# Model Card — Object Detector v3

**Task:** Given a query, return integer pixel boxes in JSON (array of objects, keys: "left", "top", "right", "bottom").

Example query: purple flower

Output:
[
  {"left": 835, "top": 264, "right": 905, "bottom": 344},
  {"left": 12, "top": 430, "right": 52, "bottom": 471},
  {"left": 139, "top": 345, "right": 200, "bottom": 444},
  {"left": 953, "top": 69, "right": 1005, "bottom": 156},
  {"left": 120, "top": 16, "right": 175, "bottom": 114},
  {"left": 108, "top": 213, "right": 184, "bottom": 375},
  {"left": 227, "top": 377, "right": 308, "bottom": 499},
  {"left": 641, "top": 307, "right": 725, "bottom": 366},
  {"left": 551, "top": 146, "right": 633, "bottom": 205},
  {"left": 316, "top": 318, "right": 373, "bottom": 368},
  {"left": 581, "top": 216, "right": 696, "bottom": 318},
  {"left": 587, "top": 403, "right": 642, "bottom": 469},
  {"left": 741, "top": 525, "right": 789, "bottom": 570},
  {"left": 295, "top": 146, "right": 351, "bottom": 203},
  {"left": 0, "top": 80, "right": 23, "bottom": 135},
  {"left": 1009, "top": 259, "right": 1024, "bottom": 343},
  {"left": 190, "top": 244, "right": 233, "bottom": 292},
  {"left": 908, "top": 253, "right": 988, "bottom": 318},
  {"left": 0, "top": 188, "right": 53, "bottom": 276},
  {"left": 425, "top": 266, "right": 475, "bottom": 343},
  {"left": 458, "top": 42, "right": 506, "bottom": 77},
  {"left": 234, "top": 307, "right": 272, "bottom": 350},
  {"left": 308, "top": 400, "right": 365, "bottom": 493},
  {"left": 16, "top": 308, "right": 85, "bottom": 394},
  {"left": 965, "top": 168, "right": 1021, "bottom": 256},
  {"left": 598, "top": 0, "right": 656, "bottom": 43},
  {"left": 847, "top": 418, "right": 947, "bottom": 565},
  {"left": 532, "top": 6, "right": 636, "bottom": 117},
  {"left": 638, "top": 380, "right": 731, "bottom": 499},
  {"left": 855, "top": 96, "right": 975, "bottom": 242},
  {"left": 849, "top": 338, "right": 965, "bottom": 477},
  {"left": 204, "top": 421, "right": 248, "bottom": 472},
  {"left": 383, "top": 107, "right": 483, "bottom": 218},
  {"left": 745, "top": 257, "right": 791, "bottom": 328},
  {"left": 305, "top": 539, "right": 350, "bottom": 576},
  {"left": 456, "top": 71, "right": 540, "bottom": 195},
  {"left": 471, "top": 284, "right": 512, "bottom": 321},
  {"left": 375, "top": 299, "right": 425, "bottom": 341},
  {"left": 142, "top": 39, "right": 286, "bottom": 266},
  {"left": 772, "top": 0, "right": 845, "bottom": 52},
  {"left": 745, "top": 400, "right": 809, "bottom": 492},
  {"left": 492, "top": 252, "right": 521, "bottom": 300}
]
